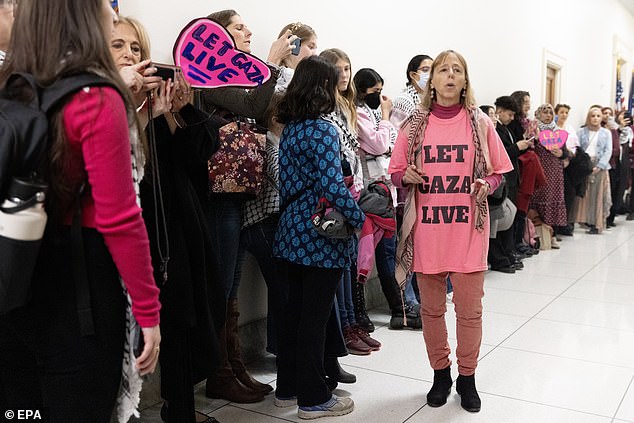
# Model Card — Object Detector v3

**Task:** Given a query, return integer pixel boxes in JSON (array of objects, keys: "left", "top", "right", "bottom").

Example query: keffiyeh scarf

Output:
[
  {"left": 116, "top": 124, "right": 146, "bottom": 423},
  {"left": 394, "top": 106, "right": 489, "bottom": 289}
]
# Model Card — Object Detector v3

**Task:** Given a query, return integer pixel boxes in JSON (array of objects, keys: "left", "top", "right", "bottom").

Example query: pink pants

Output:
[{"left": 417, "top": 271, "right": 485, "bottom": 376}]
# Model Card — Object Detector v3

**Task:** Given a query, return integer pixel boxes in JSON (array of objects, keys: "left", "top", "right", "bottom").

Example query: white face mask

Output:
[{"left": 416, "top": 71, "right": 430, "bottom": 90}]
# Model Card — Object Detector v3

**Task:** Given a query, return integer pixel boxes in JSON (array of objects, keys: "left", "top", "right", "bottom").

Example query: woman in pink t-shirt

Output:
[{"left": 389, "top": 50, "right": 512, "bottom": 413}]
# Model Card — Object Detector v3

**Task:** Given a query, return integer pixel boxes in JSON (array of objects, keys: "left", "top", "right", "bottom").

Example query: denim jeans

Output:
[
  {"left": 375, "top": 236, "right": 420, "bottom": 307},
  {"left": 336, "top": 268, "right": 355, "bottom": 328},
  {"left": 207, "top": 197, "right": 244, "bottom": 299},
  {"left": 234, "top": 216, "right": 288, "bottom": 354}
]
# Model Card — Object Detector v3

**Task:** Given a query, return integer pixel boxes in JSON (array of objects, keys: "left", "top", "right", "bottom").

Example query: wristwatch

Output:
[{"left": 172, "top": 111, "right": 187, "bottom": 129}]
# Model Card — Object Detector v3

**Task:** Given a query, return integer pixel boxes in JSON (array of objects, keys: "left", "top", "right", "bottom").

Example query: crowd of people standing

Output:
[{"left": 1, "top": 1, "right": 633, "bottom": 422}]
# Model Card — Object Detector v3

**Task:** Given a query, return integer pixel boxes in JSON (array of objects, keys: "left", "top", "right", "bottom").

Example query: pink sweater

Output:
[
  {"left": 356, "top": 106, "right": 395, "bottom": 155},
  {"left": 62, "top": 86, "right": 160, "bottom": 327}
]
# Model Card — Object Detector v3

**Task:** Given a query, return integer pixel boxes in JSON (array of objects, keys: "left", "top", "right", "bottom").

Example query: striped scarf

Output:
[
  {"left": 116, "top": 124, "right": 146, "bottom": 423},
  {"left": 394, "top": 106, "right": 489, "bottom": 288}
]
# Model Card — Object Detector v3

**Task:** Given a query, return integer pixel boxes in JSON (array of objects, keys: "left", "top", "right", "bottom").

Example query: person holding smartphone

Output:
[
  {"left": 110, "top": 16, "right": 226, "bottom": 423},
  {"left": 508, "top": 90, "right": 546, "bottom": 255},
  {"left": 389, "top": 50, "right": 513, "bottom": 413},
  {"left": 274, "top": 22, "right": 318, "bottom": 92}
]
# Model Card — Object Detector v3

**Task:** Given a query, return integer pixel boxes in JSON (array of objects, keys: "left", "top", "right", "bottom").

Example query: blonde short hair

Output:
[
  {"left": 115, "top": 16, "right": 151, "bottom": 61},
  {"left": 421, "top": 50, "right": 476, "bottom": 111}
]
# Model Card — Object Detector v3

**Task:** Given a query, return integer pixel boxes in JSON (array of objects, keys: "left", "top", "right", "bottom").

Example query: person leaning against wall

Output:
[
  {"left": 200, "top": 8, "right": 294, "bottom": 404},
  {"left": 389, "top": 50, "right": 513, "bottom": 413},
  {"left": 0, "top": 1, "right": 161, "bottom": 421}
]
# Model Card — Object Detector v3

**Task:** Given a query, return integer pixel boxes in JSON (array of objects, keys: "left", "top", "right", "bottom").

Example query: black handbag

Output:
[{"left": 310, "top": 196, "right": 354, "bottom": 239}]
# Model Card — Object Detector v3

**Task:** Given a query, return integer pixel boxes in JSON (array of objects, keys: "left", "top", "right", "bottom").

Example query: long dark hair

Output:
[
  {"left": 276, "top": 56, "right": 338, "bottom": 124},
  {"left": 353, "top": 68, "right": 383, "bottom": 106},
  {"left": 406, "top": 54, "right": 433, "bottom": 85},
  {"left": 510, "top": 90, "right": 530, "bottom": 119},
  {"left": 207, "top": 9, "right": 238, "bottom": 27},
  {"left": 0, "top": 0, "right": 136, "bottom": 218}
]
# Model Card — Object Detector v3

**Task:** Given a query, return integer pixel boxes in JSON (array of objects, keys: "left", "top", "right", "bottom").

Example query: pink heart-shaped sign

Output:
[
  {"left": 173, "top": 18, "right": 272, "bottom": 89},
  {"left": 538, "top": 129, "right": 568, "bottom": 150}
]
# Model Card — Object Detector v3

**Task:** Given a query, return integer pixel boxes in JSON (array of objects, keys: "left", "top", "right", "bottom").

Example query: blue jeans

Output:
[
  {"left": 336, "top": 268, "right": 355, "bottom": 328},
  {"left": 207, "top": 197, "right": 244, "bottom": 299},
  {"left": 234, "top": 216, "right": 288, "bottom": 354}
]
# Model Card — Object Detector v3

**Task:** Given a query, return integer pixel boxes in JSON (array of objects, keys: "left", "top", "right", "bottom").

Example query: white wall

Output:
[
  {"left": 123, "top": 0, "right": 634, "bottom": 128},
  {"left": 121, "top": 0, "right": 634, "bottom": 322}
]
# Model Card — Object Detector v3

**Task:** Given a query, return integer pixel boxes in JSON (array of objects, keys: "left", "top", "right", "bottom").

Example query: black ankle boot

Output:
[
  {"left": 426, "top": 366, "right": 452, "bottom": 407},
  {"left": 324, "top": 356, "right": 356, "bottom": 384},
  {"left": 390, "top": 303, "right": 422, "bottom": 330},
  {"left": 456, "top": 374, "right": 481, "bottom": 412}
]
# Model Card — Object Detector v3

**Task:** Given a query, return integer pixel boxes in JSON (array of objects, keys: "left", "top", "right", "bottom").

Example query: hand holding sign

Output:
[
  {"left": 538, "top": 129, "right": 568, "bottom": 151},
  {"left": 173, "top": 18, "right": 272, "bottom": 89}
]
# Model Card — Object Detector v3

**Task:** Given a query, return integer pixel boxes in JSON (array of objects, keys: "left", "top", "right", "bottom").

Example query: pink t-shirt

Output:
[{"left": 389, "top": 108, "right": 513, "bottom": 274}]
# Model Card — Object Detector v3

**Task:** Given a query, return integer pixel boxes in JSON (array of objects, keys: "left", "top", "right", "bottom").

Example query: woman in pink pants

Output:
[{"left": 389, "top": 50, "right": 513, "bottom": 413}]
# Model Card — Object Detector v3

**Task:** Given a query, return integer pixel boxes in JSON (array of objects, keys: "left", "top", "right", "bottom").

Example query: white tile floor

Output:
[{"left": 138, "top": 216, "right": 634, "bottom": 423}]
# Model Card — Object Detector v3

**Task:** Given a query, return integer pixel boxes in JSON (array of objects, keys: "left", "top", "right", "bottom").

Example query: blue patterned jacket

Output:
[{"left": 274, "top": 118, "right": 365, "bottom": 268}]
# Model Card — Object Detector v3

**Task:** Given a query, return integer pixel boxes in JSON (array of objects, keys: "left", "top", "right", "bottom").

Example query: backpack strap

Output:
[
  {"left": 40, "top": 73, "right": 116, "bottom": 114},
  {"left": 42, "top": 74, "right": 117, "bottom": 337}
]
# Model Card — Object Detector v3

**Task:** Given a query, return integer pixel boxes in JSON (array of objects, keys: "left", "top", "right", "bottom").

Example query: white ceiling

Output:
[{"left": 618, "top": 0, "right": 634, "bottom": 16}]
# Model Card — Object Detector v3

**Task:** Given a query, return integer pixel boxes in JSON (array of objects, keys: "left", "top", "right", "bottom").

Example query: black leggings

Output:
[{"left": 0, "top": 228, "right": 126, "bottom": 422}]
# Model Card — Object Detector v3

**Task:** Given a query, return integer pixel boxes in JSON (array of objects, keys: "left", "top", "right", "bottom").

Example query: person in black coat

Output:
[
  {"left": 489, "top": 96, "right": 533, "bottom": 269},
  {"left": 141, "top": 82, "right": 225, "bottom": 423}
]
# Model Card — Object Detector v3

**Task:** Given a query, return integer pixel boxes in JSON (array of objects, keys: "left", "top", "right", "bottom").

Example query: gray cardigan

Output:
[{"left": 577, "top": 127, "right": 612, "bottom": 170}]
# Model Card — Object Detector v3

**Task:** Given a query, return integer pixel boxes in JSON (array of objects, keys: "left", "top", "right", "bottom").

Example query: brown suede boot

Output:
[
  {"left": 226, "top": 298, "right": 273, "bottom": 395},
  {"left": 205, "top": 316, "right": 265, "bottom": 403}
]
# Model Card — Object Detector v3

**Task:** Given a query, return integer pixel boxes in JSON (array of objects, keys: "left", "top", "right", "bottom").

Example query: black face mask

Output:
[{"left": 364, "top": 92, "right": 381, "bottom": 110}]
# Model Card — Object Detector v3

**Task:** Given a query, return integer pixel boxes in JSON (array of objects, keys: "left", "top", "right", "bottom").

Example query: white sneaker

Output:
[
  {"left": 298, "top": 395, "right": 354, "bottom": 419},
  {"left": 274, "top": 395, "right": 297, "bottom": 408}
]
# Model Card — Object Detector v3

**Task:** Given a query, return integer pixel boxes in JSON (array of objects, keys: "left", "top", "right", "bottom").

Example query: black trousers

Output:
[
  {"left": 275, "top": 262, "right": 342, "bottom": 407},
  {"left": 488, "top": 227, "right": 515, "bottom": 268},
  {"left": 0, "top": 228, "right": 126, "bottom": 423}
]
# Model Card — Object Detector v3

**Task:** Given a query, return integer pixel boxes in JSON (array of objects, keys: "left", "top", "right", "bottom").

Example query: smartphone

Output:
[
  {"left": 290, "top": 38, "right": 301, "bottom": 56},
  {"left": 152, "top": 62, "right": 180, "bottom": 81},
  {"left": 133, "top": 326, "right": 145, "bottom": 358}
]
